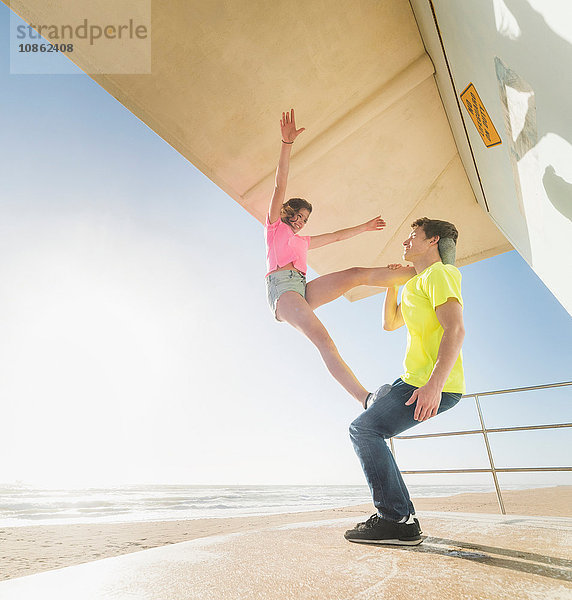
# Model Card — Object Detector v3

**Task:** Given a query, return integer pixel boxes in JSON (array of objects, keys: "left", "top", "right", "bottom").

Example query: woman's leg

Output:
[
  {"left": 276, "top": 291, "right": 368, "bottom": 404},
  {"left": 305, "top": 266, "right": 415, "bottom": 310}
]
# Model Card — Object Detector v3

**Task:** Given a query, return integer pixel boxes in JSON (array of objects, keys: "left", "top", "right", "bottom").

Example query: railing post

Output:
[
  {"left": 389, "top": 437, "right": 396, "bottom": 457},
  {"left": 475, "top": 394, "right": 506, "bottom": 515}
]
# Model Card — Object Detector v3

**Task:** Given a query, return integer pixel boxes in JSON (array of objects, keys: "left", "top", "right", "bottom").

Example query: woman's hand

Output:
[
  {"left": 281, "top": 109, "right": 305, "bottom": 143},
  {"left": 361, "top": 216, "right": 387, "bottom": 232},
  {"left": 387, "top": 263, "right": 404, "bottom": 270}
]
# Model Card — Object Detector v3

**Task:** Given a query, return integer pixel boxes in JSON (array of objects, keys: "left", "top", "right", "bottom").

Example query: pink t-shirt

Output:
[{"left": 265, "top": 215, "right": 311, "bottom": 276}]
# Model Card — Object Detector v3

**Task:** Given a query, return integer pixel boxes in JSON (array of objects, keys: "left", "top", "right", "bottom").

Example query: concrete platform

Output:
[{"left": 1, "top": 512, "right": 571, "bottom": 599}]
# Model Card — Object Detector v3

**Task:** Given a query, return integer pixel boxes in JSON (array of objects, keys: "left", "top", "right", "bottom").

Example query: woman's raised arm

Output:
[{"left": 268, "top": 109, "right": 305, "bottom": 224}]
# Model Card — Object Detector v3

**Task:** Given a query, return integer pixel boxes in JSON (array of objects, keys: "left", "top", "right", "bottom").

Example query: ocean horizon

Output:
[{"left": 0, "top": 483, "right": 560, "bottom": 528}]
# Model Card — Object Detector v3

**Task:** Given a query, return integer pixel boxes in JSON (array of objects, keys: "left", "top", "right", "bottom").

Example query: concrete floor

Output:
[{"left": 1, "top": 511, "right": 571, "bottom": 599}]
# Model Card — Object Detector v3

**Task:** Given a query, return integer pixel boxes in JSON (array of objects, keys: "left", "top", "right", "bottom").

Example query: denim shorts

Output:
[{"left": 265, "top": 269, "right": 307, "bottom": 320}]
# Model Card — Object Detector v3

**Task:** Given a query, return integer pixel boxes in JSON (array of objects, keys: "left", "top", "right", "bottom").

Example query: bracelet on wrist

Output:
[{"left": 281, "top": 140, "right": 293, "bottom": 144}]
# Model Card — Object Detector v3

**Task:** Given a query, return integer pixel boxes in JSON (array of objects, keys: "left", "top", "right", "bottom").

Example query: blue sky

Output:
[{"left": 1, "top": 5, "right": 570, "bottom": 488}]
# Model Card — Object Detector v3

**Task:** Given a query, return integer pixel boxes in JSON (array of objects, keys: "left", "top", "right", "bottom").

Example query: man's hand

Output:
[{"left": 405, "top": 380, "right": 443, "bottom": 421}]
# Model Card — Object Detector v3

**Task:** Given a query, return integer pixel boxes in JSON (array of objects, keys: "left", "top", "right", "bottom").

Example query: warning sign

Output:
[{"left": 460, "top": 83, "right": 501, "bottom": 148}]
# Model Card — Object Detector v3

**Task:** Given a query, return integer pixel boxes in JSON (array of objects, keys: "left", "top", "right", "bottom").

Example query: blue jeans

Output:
[{"left": 349, "top": 378, "right": 461, "bottom": 522}]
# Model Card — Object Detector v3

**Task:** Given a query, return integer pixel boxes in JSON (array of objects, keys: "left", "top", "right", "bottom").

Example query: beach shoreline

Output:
[{"left": 1, "top": 485, "right": 570, "bottom": 581}]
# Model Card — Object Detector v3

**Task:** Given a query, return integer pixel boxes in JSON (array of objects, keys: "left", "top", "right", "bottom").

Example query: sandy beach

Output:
[{"left": 1, "top": 485, "right": 570, "bottom": 582}]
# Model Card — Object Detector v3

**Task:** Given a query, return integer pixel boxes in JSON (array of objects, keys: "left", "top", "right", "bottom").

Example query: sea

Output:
[{"left": 0, "top": 483, "right": 552, "bottom": 528}]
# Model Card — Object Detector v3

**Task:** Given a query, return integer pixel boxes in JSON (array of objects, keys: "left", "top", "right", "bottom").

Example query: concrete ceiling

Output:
[{"left": 7, "top": 0, "right": 511, "bottom": 300}]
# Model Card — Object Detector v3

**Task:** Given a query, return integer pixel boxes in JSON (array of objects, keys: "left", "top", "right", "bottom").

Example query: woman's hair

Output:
[{"left": 280, "top": 198, "right": 313, "bottom": 224}]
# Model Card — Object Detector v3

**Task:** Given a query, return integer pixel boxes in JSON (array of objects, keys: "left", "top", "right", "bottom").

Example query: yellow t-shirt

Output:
[{"left": 400, "top": 262, "right": 465, "bottom": 393}]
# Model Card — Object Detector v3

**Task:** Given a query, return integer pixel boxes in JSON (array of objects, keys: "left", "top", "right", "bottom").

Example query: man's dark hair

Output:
[{"left": 411, "top": 217, "right": 458, "bottom": 243}]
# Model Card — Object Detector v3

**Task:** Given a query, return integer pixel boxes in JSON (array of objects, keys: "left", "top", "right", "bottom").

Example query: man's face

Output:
[{"left": 402, "top": 226, "right": 435, "bottom": 261}]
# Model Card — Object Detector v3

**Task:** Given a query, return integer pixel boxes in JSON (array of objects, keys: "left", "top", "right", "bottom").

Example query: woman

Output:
[{"left": 265, "top": 109, "right": 414, "bottom": 407}]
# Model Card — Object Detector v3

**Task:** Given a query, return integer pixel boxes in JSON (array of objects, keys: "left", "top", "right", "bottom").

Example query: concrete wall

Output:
[{"left": 412, "top": 0, "right": 572, "bottom": 314}]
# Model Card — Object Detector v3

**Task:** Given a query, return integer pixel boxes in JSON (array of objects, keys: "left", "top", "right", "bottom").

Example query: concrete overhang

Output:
[{"left": 5, "top": 0, "right": 512, "bottom": 301}]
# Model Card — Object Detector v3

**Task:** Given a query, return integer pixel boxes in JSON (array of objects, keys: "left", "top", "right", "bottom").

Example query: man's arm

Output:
[
  {"left": 383, "top": 286, "right": 405, "bottom": 331},
  {"left": 405, "top": 298, "right": 465, "bottom": 421}
]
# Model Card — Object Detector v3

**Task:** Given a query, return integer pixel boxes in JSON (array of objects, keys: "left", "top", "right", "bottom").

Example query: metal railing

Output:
[{"left": 389, "top": 381, "right": 572, "bottom": 514}]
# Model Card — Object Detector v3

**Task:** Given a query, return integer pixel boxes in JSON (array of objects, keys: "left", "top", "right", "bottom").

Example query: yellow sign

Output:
[{"left": 460, "top": 83, "right": 501, "bottom": 148}]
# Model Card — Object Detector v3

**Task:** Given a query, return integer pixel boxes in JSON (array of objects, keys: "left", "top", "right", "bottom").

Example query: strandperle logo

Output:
[{"left": 16, "top": 18, "right": 149, "bottom": 46}]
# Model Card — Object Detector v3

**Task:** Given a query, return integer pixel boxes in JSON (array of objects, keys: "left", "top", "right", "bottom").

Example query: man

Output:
[{"left": 345, "top": 217, "right": 466, "bottom": 546}]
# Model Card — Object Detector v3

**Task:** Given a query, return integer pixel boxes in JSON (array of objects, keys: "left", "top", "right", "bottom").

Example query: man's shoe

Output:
[{"left": 344, "top": 514, "right": 423, "bottom": 546}]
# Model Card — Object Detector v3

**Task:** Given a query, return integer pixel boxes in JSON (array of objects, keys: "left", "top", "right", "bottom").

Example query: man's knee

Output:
[
  {"left": 349, "top": 414, "right": 375, "bottom": 442},
  {"left": 348, "top": 419, "right": 358, "bottom": 442},
  {"left": 350, "top": 405, "right": 397, "bottom": 442}
]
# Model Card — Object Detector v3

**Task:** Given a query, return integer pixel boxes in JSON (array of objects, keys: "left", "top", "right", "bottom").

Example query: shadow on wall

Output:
[
  {"left": 499, "top": 0, "right": 572, "bottom": 222},
  {"left": 543, "top": 166, "right": 572, "bottom": 222}
]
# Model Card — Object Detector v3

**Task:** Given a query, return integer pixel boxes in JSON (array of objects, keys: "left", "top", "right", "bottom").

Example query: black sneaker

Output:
[{"left": 344, "top": 514, "right": 423, "bottom": 545}]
